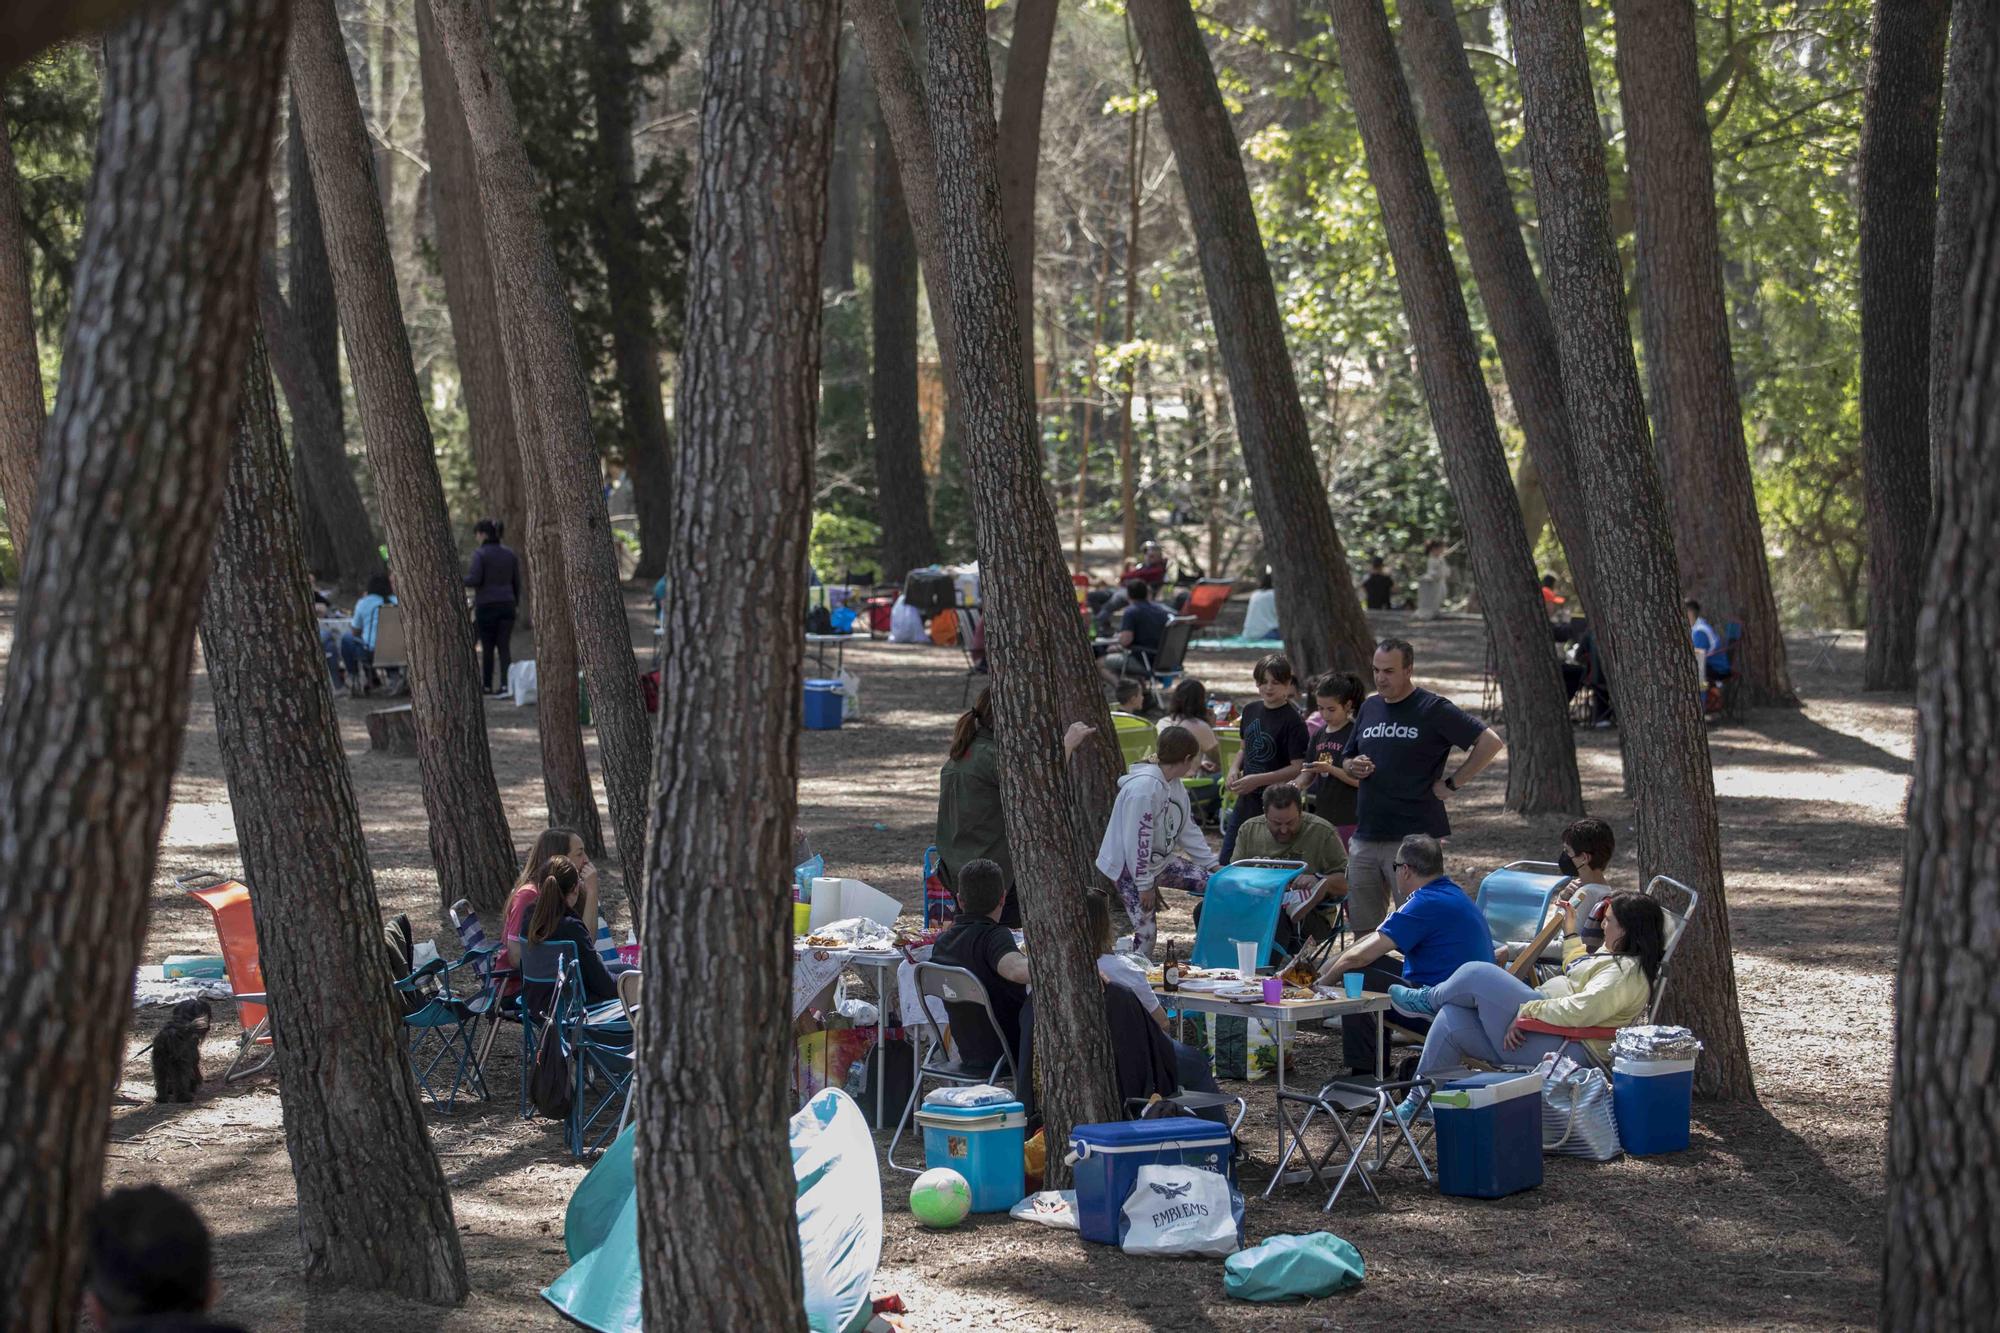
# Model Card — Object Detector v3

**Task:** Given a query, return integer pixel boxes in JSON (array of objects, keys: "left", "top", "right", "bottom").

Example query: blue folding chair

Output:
[
  {"left": 1474, "top": 861, "right": 1569, "bottom": 965},
  {"left": 1190, "top": 859, "right": 1305, "bottom": 970},
  {"left": 393, "top": 953, "right": 491, "bottom": 1113},
  {"left": 522, "top": 940, "right": 634, "bottom": 1157}
]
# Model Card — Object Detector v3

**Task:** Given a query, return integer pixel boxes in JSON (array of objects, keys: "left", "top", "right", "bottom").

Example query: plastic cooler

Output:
[
  {"left": 1067, "top": 1116, "right": 1235, "bottom": 1245},
  {"left": 803, "top": 679, "right": 844, "bottom": 731},
  {"left": 1613, "top": 1056, "right": 1697, "bottom": 1155},
  {"left": 1430, "top": 1070, "right": 1545, "bottom": 1199},
  {"left": 913, "top": 1100, "right": 1026, "bottom": 1212}
]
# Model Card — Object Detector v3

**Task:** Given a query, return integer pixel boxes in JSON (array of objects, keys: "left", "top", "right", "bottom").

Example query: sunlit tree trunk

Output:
[
  {"left": 998, "top": 0, "right": 1059, "bottom": 387},
  {"left": 0, "top": 116, "right": 41, "bottom": 558},
  {"left": 1928, "top": 0, "right": 1998, "bottom": 509}
]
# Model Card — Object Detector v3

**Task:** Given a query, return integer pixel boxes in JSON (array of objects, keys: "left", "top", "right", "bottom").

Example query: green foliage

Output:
[
  {"left": 4, "top": 44, "right": 98, "bottom": 341},
  {"left": 809, "top": 511, "right": 882, "bottom": 586},
  {"left": 816, "top": 289, "right": 874, "bottom": 524}
]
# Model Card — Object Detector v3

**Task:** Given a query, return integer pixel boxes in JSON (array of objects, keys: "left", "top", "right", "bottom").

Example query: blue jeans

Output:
[
  {"left": 1414, "top": 961, "right": 1569, "bottom": 1078},
  {"left": 319, "top": 627, "right": 344, "bottom": 685},
  {"left": 338, "top": 631, "right": 372, "bottom": 679},
  {"left": 1219, "top": 798, "right": 1252, "bottom": 864}
]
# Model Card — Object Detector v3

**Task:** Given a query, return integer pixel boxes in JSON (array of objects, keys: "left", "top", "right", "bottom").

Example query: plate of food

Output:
[{"left": 1216, "top": 984, "right": 1266, "bottom": 1002}]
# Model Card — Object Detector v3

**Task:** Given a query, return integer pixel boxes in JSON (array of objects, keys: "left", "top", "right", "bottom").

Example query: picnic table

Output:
[
  {"left": 804, "top": 632, "right": 857, "bottom": 677},
  {"left": 793, "top": 939, "right": 905, "bottom": 1130}
]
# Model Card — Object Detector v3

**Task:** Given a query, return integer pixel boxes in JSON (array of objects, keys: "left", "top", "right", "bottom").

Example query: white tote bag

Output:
[
  {"left": 1118, "top": 1165, "right": 1241, "bottom": 1258},
  {"left": 1538, "top": 1058, "right": 1623, "bottom": 1160}
]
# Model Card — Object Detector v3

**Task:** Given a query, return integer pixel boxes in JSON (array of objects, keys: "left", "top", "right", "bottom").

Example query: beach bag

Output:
[
  {"left": 929, "top": 608, "right": 959, "bottom": 646},
  {"left": 1224, "top": 1233, "right": 1366, "bottom": 1302},
  {"left": 1538, "top": 1056, "right": 1622, "bottom": 1160},
  {"left": 1118, "top": 1164, "right": 1242, "bottom": 1258}
]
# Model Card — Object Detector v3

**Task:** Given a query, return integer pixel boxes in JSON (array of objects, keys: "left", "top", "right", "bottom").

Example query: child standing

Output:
[
  {"left": 1220, "top": 653, "right": 1309, "bottom": 863},
  {"left": 1303, "top": 672, "right": 1365, "bottom": 847}
]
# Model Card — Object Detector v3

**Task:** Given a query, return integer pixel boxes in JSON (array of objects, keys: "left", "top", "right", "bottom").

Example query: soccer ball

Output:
[{"left": 909, "top": 1168, "right": 972, "bottom": 1228}]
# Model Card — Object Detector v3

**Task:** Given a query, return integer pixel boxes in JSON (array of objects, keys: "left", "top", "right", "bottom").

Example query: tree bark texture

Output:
[
  {"left": 415, "top": 0, "right": 527, "bottom": 568},
  {"left": 1858, "top": 0, "right": 1949, "bottom": 692},
  {"left": 427, "top": 0, "right": 655, "bottom": 896},
  {"left": 0, "top": 0, "right": 287, "bottom": 1320},
  {"left": 1928, "top": 0, "right": 1998, "bottom": 513},
  {"left": 1506, "top": 0, "right": 1755, "bottom": 1101},
  {"left": 1128, "top": 0, "right": 1374, "bottom": 679},
  {"left": 923, "top": 0, "right": 1124, "bottom": 1180},
  {"left": 0, "top": 115, "right": 42, "bottom": 558},
  {"left": 1399, "top": 0, "right": 1599, "bottom": 620},
  {"left": 1613, "top": 0, "right": 1796, "bottom": 708},
  {"left": 998, "top": 0, "right": 1059, "bottom": 385},
  {"left": 0, "top": 0, "right": 153, "bottom": 77},
  {"left": 871, "top": 108, "right": 941, "bottom": 582},
  {"left": 1328, "top": 0, "right": 1582, "bottom": 817},
  {"left": 291, "top": 0, "right": 519, "bottom": 917},
  {"left": 584, "top": 0, "right": 676, "bottom": 584},
  {"left": 825, "top": 29, "right": 863, "bottom": 293},
  {"left": 1882, "top": 31, "right": 2000, "bottom": 1318},
  {"left": 637, "top": 3, "right": 836, "bottom": 1326},
  {"left": 286, "top": 107, "right": 340, "bottom": 583},
  {"left": 199, "top": 331, "right": 468, "bottom": 1304}
]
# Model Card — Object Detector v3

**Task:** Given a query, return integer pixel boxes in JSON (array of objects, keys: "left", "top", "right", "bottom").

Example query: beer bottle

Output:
[{"left": 1163, "top": 940, "right": 1181, "bottom": 993}]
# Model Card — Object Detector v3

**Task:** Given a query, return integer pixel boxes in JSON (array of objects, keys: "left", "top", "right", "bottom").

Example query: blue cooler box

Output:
[
  {"left": 1068, "top": 1117, "right": 1235, "bottom": 1245},
  {"left": 1431, "top": 1070, "right": 1545, "bottom": 1199},
  {"left": 803, "top": 679, "right": 844, "bottom": 731},
  {"left": 1613, "top": 1056, "right": 1696, "bottom": 1155},
  {"left": 913, "top": 1100, "right": 1026, "bottom": 1212}
]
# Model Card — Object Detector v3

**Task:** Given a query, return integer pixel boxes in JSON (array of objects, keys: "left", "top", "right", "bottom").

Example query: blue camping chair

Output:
[
  {"left": 1474, "top": 861, "right": 1569, "bottom": 966},
  {"left": 521, "top": 939, "right": 634, "bottom": 1157},
  {"left": 394, "top": 953, "right": 491, "bottom": 1113},
  {"left": 1191, "top": 859, "right": 1306, "bottom": 970}
]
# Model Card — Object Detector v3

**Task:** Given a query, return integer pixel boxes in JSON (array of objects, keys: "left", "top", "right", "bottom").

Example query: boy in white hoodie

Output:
[{"left": 1095, "top": 726, "right": 1219, "bottom": 957}]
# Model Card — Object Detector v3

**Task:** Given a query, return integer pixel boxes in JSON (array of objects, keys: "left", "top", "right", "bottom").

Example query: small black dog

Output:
[{"left": 151, "top": 998, "right": 211, "bottom": 1104}]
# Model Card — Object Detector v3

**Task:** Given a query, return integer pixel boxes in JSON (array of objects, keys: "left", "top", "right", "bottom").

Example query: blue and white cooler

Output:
[
  {"left": 1429, "top": 1069, "right": 1545, "bottom": 1199},
  {"left": 912, "top": 1099, "right": 1026, "bottom": 1212},
  {"left": 1066, "top": 1116, "right": 1235, "bottom": 1245},
  {"left": 802, "top": 678, "right": 844, "bottom": 730},
  {"left": 1613, "top": 1055, "right": 1697, "bottom": 1155}
]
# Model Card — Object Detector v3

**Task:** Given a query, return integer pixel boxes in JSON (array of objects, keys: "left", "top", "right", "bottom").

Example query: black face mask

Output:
[{"left": 1557, "top": 849, "right": 1580, "bottom": 879}]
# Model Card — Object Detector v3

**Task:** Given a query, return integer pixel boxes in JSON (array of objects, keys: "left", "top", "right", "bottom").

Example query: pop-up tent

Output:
[{"left": 543, "top": 1088, "right": 883, "bottom": 1332}]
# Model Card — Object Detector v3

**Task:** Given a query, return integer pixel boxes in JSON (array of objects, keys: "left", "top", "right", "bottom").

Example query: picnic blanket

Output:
[{"left": 1189, "top": 635, "right": 1284, "bottom": 651}]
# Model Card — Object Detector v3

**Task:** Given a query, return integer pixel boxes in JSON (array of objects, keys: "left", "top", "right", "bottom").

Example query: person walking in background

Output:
[{"left": 465, "top": 517, "right": 521, "bottom": 696}]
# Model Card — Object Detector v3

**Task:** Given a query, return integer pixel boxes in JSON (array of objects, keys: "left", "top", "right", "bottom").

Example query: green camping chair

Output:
[{"left": 1111, "top": 710, "right": 1156, "bottom": 768}]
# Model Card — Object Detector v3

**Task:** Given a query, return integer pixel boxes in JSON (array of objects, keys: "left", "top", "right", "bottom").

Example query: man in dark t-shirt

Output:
[
  {"left": 1361, "top": 558, "right": 1394, "bottom": 611},
  {"left": 1339, "top": 638, "right": 1504, "bottom": 933},
  {"left": 928, "top": 858, "right": 1030, "bottom": 1071},
  {"left": 1100, "top": 580, "right": 1172, "bottom": 683}
]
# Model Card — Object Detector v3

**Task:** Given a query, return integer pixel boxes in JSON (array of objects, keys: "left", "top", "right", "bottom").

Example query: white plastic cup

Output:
[{"left": 1235, "top": 940, "right": 1258, "bottom": 978}]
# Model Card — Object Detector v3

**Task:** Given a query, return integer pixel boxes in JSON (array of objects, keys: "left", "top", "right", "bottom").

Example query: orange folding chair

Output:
[
  {"left": 178, "top": 871, "right": 274, "bottom": 1081},
  {"left": 1180, "top": 578, "right": 1236, "bottom": 633}
]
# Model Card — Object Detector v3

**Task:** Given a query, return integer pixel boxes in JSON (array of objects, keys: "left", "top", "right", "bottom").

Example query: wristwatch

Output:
[{"left": 1444, "top": 776, "right": 1459, "bottom": 791}]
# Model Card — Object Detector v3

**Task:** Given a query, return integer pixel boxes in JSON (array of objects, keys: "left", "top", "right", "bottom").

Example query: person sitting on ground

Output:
[
  {"left": 1300, "top": 672, "right": 1364, "bottom": 845},
  {"left": 1095, "top": 725, "right": 1219, "bottom": 957},
  {"left": 1313, "top": 834, "right": 1493, "bottom": 1078},
  {"left": 1361, "top": 556, "right": 1394, "bottom": 611},
  {"left": 1241, "top": 570, "right": 1280, "bottom": 641},
  {"left": 338, "top": 572, "right": 395, "bottom": 696},
  {"left": 520, "top": 854, "right": 624, "bottom": 1013},
  {"left": 929, "top": 858, "right": 1030, "bottom": 1072},
  {"left": 1085, "top": 888, "right": 1226, "bottom": 1121},
  {"left": 1496, "top": 816, "right": 1617, "bottom": 966},
  {"left": 1222, "top": 784, "right": 1347, "bottom": 959},
  {"left": 1099, "top": 579, "right": 1173, "bottom": 684},
  {"left": 1220, "top": 652, "right": 1308, "bottom": 863},
  {"left": 1686, "top": 598, "right": 1732, "bottom": 683},
  {"left": 1388, "top": 890, "right": 1667, "bottom": 1120},
  {"left": 85, "top": 1185, "right": 247, "bottom": 1333}
]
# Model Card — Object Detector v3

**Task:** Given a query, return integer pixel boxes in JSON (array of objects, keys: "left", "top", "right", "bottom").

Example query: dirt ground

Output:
[{"left": 4, "top": 587, "right": 1902, "bottom": 1330}]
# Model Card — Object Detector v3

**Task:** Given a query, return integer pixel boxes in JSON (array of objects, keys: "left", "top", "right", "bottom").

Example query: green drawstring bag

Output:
[{"left": 1223, "top": 1232, "right": 1365, "bottom": 1302}]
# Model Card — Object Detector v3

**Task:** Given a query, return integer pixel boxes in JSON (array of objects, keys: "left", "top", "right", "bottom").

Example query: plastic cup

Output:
[
  {"left": 1343, "top": 972, "right": 1365, "bottom": 999},
  {"left": 1235, "top": 940, "right": 1258, "bottom": 978},
  {"left": 793, "top": 902, "right": 811, "bottom": 936},
  {"left": 1261, "top": 977, "right": 1283, "bottom": 1004}
]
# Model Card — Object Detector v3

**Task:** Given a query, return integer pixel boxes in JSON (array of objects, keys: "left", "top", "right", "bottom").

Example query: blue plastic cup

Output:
[{"left": 1343, "top": 972, "right": 1364, "bottom": 999}]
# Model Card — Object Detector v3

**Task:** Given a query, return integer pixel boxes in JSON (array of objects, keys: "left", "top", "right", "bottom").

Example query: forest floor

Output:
[{"left": 0, "top": 586, "right": 1904, "bottom": 1331}]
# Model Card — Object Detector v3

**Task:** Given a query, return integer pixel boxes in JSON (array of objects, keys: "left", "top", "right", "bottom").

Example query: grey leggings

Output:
[{"left": 1414, "top": 961, "right": 1570, "bottom": 1078}]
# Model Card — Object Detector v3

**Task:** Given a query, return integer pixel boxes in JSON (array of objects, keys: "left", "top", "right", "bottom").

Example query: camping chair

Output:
[
  {"left": 1127, "top": 1091, "right": 1249, "bottom": 1135},
  {"left": 178, "top": 871, "right": 273, "bottom": 1082},
  {"left": 521, "top": 939, "right": 634, "bottom": 1157},
  {"left": 885, "top": 963, "right": 1020, "bottom": 1174},
  {"left": 1475, "top": 861, "right": 1570, "bottom": 969},
  {"left": 393, "top": 952, "right": 491, "bottom": 1113},
  {"left": 1111, "top": 710, "right": 1156, "bottom": 767},
  {"left": 953, "top": 592, "right": 986, "bottom": 706},
  {"left": 1211, "top": 726, "right": 1242, "bottom": 820},
  {"left": 1179, "top": 578, "right": 1235, "bottom": 635},
  {"left": 1190, "top": 859, "right": 1305, "bottom": 971},
  {"left": 616, "top": 970, "right": 643, "bottom": 1132},
  {"left": 1146, "top": 616, "right": 1196, "bottom": 689},
  {"left": 1515, "top": 875, "right": 1703, "bottom": 1071},
  {"left": 1271, "top": 1077, "right": 1436, "bottom": 1208},
  {"left": 370, "top": 603, "right": 409, "bottom": 693}
]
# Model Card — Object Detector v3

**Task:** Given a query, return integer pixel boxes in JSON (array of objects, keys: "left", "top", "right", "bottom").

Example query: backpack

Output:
[
  {"left": 530, "top": 1006, "right": 574, "bottom": 1120},
  {"left": 805, "top": 605, "right": 835, "bottom": 635}
]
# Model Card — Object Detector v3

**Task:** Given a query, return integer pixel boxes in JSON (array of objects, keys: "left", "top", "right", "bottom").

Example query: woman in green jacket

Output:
[{"left": 1387, "top": 891, "right": 1667, "bottom": 1102}]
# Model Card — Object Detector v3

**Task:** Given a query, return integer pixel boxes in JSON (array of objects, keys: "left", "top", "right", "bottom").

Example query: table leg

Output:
[
  {"left": 1375, "top": 1010, "right": 1385, "bottom": 1081},
  {"left": 875, "top": 962, "right": 888, "bottom": 1131}
]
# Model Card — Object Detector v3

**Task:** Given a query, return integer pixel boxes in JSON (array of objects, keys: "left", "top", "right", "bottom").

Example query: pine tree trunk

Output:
[
  {"left": 1928, "top": 0, "right": 1997, "bottom": 508},
  {"left": 521, "top": 444, "right": 606, "bottom": 858},
  {"left": 998, "top": 0, "right": 1059, "bottom": 384},
  {"left": 635, "top": 4, "right": 835, "bottom": 1326},
  {"left": 825, "top": 31, "right": 863, "bottom": 294},
  {"left": 426, "top": 0, "right": 655, "bottom": 895},
  {"left": 1506, "top": 0, "right": 1755, "bottom": 1102},
  {"left": 871, "top": 108, "right": 940, "bottom": 583},
  {"left": 1613, "top": 0, "right": 1796, "bottom": 709},
  {"left": 291, "top": 0, "right": 519, "bottom": 916},
  {"left": 1859, "top": 0, "right": 1949, "bottom": 692},
  {"left": 1328, "top": 0, "right": 1581, "bottom": 816},
  {"left": 200, "top": 330, "right": 469, "bottom": 1304},
  {"left": 1127, "top": 0, "right": 1374, "bottom": 679},
  {"left": 0, "top": 0, "right": 286, "bottom": 1319},
  {"left": 0, "top": 1, "right": 151, "bottom": 75},
  {"left": 1883, "top": 37, "right": 2000, "bottom": 1316},
  {"left": 923, "top": 0, "right": 1124, "bottom": 1180},
  {"left": 584, "top": 0, "right": 675, "bottom": 583},
  {"left": 415, "top": 0, "right": 528, "bottom": 570},
  {"left": 0, "top": 115, "right": 41, "bottom": 557}
]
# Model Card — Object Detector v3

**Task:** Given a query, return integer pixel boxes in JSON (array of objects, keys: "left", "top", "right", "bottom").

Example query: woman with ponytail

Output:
[{"left": 519, "top": 855, "right": 622, "bottom": 1014}]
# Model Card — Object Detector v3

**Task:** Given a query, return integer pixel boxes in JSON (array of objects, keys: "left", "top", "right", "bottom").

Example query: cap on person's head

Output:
[{"left": 88, "top": 1185, "right": 214, "bottom": 1318}]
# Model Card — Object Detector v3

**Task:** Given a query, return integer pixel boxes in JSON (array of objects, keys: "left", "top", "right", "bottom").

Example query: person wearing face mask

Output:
[{"left": 1496, "top": 816, "right": 1618, "bottom": 966}]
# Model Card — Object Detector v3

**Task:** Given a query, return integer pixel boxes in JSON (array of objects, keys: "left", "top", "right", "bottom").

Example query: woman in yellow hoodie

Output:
[{"left": 1387, "top": 891, "right": 1667, "bottom": 1112}]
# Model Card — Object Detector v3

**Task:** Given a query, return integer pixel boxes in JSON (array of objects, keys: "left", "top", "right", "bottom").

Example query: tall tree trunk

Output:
[
  {"left": 284, "top": 100, "right": 382, "bottom": 590},
  {"left": 1859, "top": 0, "right": 1949, "bottom": 692},
  {"left": 1328, "top": 0, "right": 1582, "bottom": 816},
  {"left": 1883, "top": 31, "right": 2000, "bottom": 1316},
  {"left": 200, "top": 330, "right": 468, "bottom": 1304},
  {"left": 1399, "top": 0, "right": 1599, "bottom": 619},
  {"left": 0, "top": 115, "right": 41, "bottom": 558},
  {"left": 870, "top": 109, "right": 940, "bottom": 582},
  {"left": 824, "top": 29, "right": 863, "bottom": 294},
  {"left": 415, "top": 0, "right": 527, "bottom": 570},
  {"left": 998, "top": 0, "right": 1059, "bottom": 387},
  {"left": 1928, "top": 0, "right": 1998, "bottom": 509},
  {"left": 1127, "top": 0, "right": 1374, "bottom": 679},
  {"left": 636, "top": 3, "right": 836, "bottom": 1326},
  {"left": 0, "top": 0, "right": 287, "bottom": 1319},
  {"left": 584, "top": 0, "right": 675, "bottom": 584},
  {"left": 291, "top": 0, "right": 519, "bottom": 916},
  {"left": 924, "top": 0, "right": 1123, "bottom": 1180},
  {"left": 1073, "top": 222, "right": 1113, "bottom": 564},
  {"left": 0, "top": 1, "right": 151, "bottom": 76},
  {"left": 1506, "top": 0, "right": 1755, "bottom": 1101},
  {"left": 1613, "top": 0, "right": 1796, "bottom": 708},
  {"left": 427, "top": 0, "right": 658, "bottom": 902},
  {"left": 1117, "top": 97, "right": 1146, "bottom": 563}
]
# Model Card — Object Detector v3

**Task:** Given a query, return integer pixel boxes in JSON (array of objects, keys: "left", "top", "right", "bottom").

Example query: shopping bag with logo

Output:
[
  {"left": 1118, "top": 1164, "right": 1242, "bottom": 1258},
  {"left": 1535, "top": 1053, "right": 1622, "bottom": 1160}
]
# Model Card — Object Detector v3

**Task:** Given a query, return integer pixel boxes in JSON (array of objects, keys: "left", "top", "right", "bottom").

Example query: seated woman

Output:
[
  {"left": 1085, "top": 889, "right": 1226, "bottom": 1121},
  {"left": 1157, "top": 678, "right": 1221, "bottom": 776},
  {"left": 503, "top": 828, "right": 600, "bottom": 969},
  {"left": 518, "top": 855, "right": 624, "bottom": 1015},
  {"left": 1386, "top": 890, "right": 1667, "bottom": 1119}
]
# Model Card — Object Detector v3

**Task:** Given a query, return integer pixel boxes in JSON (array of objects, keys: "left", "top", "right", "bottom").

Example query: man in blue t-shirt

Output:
[
  {"left": 1339, "top": 638, "right": 1503, "bottom": 933},
  {"left": 1099, "top": 580, "right": 1173, "bottom": 683},
  {"left": 1312, "top": 834, "right": 1493, "bottom": 1077},
  {"left": 1685, "top": 599, "right": 1731, "bottom": 682}
]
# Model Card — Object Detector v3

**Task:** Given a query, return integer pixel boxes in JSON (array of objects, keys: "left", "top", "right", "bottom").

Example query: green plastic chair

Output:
[
  {"left": 1111, "top": 711, "right": 1156, "bottom": 768},
  {"left": 1213, "top": 725, "right": 1243, "bottom": 815}
]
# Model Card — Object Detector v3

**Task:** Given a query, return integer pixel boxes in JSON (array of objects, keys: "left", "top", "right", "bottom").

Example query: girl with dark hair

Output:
[
  {"left": 1301, "top": 672, "right": 1366, "bottom": 844},
  {"left": 502, "top": 828, "right": 599, "bottom": 968},
  {"left": 338, "top": 572, "right": 396, "bottom": 694},
  {"left": 1158, "top": 677, "right": 1221, "bottom": 776},
  {"left": 465, "top": 517, "right": 522, "bottom": 695},
  {"left": 519, "top": 855, "right": 620, "bottom": 1013}
]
